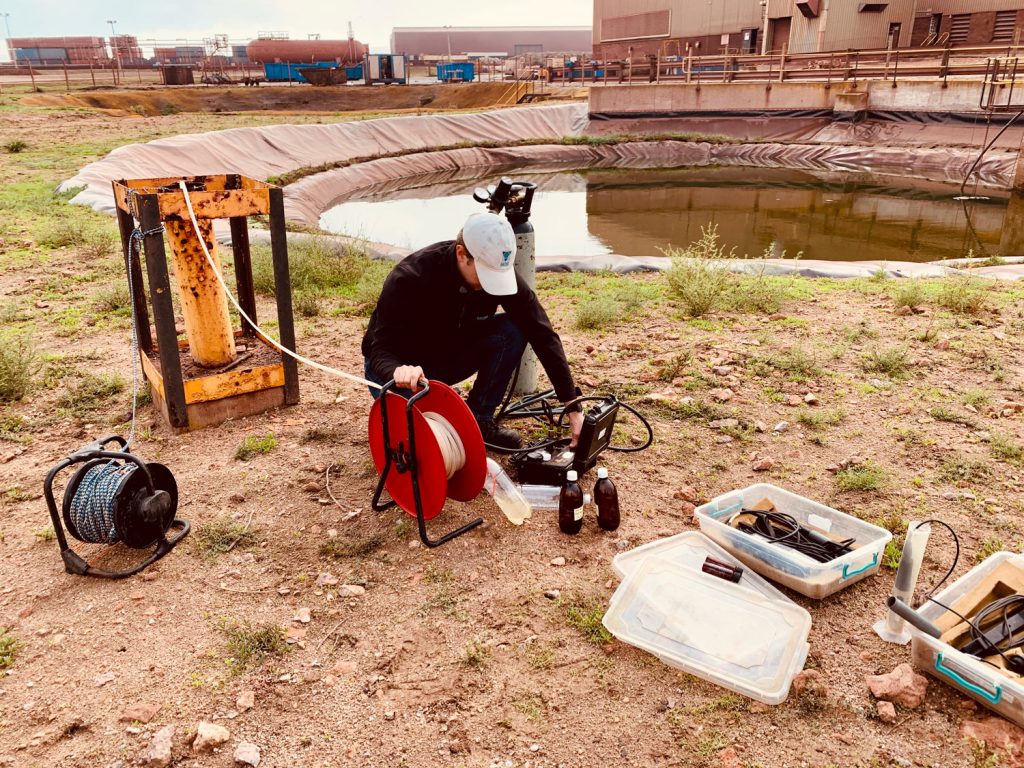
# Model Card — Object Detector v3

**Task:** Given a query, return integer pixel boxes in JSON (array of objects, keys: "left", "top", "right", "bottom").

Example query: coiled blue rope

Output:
[{"left": 68, "top": 461, "right": 134, "bottom": 544}]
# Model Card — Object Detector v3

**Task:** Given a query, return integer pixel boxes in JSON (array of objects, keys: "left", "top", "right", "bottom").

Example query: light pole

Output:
[
  {"left": 2, "top": 13, "right": 12, "bottom": 64},
  {"left": 107, "top": 19, "right": 121, "bottom": 80}
]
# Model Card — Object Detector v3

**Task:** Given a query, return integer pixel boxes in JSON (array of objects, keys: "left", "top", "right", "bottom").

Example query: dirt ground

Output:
[
  {"left": 2, "top": 91, "right": 1024, "bottom": 768},
  {"left": 22, "top": 81, "right": 584, "bottom": 117}
]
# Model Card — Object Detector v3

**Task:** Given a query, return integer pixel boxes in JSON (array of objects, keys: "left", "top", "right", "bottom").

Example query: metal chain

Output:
[{"left": 124, "top": 195, "right": 164, "bottom": 450}]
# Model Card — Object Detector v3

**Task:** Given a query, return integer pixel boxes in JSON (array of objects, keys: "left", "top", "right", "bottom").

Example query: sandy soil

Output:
[{"left": 2, "top": 101, "right": 1024, "bottom": 768}]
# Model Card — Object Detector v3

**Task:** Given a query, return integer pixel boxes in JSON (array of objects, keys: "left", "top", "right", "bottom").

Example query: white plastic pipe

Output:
[{"left": 874, "top": 521, "right": 931, "bottom": 644}]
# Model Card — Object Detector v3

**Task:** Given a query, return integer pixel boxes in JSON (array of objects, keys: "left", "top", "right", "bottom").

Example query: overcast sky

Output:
[{"left": 2, "top": 0, "right": 593, "bottom": 56}]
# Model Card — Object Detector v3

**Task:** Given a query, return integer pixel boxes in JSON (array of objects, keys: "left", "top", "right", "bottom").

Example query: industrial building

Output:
[
  {"left": 591, "top": 0, "right": 1024, "bottom": 58},
  {"left": 152, "top": 46, "right": 205, "bottom": 65},
  {"left": 390, "top": 26, "right": 592, "bottom": 62},
  {"left": 6, "top": 36, "right": 109, "bottom": 64}
]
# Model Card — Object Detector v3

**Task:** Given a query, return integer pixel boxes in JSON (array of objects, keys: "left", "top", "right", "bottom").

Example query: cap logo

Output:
[{"left": 501, "top": 250, "right": 512, "bottom": 266}]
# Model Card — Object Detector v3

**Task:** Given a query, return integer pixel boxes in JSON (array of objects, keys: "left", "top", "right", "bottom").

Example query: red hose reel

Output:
[{"left": 368, "top": 379, "right": 487, "bottom": 547}]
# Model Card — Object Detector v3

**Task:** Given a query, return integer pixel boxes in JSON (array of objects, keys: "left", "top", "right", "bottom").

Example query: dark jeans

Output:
[{"left": 364, "top": 314, "right": 527, "bottom": 424}]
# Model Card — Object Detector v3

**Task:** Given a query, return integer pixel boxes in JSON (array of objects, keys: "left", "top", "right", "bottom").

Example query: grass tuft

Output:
[
  {"left": 861, "top": 346, "right": 910, "bottom": 378},
  {"left": 319, "top": 534, "right": 384, "bottom": 559},
  {"left": 991, "top": 433, "right": 1024, "bottom": 464},
  {"left": 221, "top": 619, "right": 287, "bottom": 672},
  {"left": 934, "top": 278, "right": 989, "bottom": 315},
  {"left": 564, "top": 597, "right": 613, "bottom": 646},
  {"left": 573, "top": 295, "right": 620, "bottom": 330},
  {"left": 836, "top": 461, "right": 888, "bottom": 492},
  {"left": 194, "top": 518, "right": 258, "bottom": 557},
  {"left": 57, "top": 372, "right": 125, "bottom": 416},
  {"left": 5, "top": 139, "right": 27, "bottom": 153},
  {"left": 893, "top": 280, "right": 926, "bottom": 309},
  {"left": 0, "top": 628, "right": 19, "bottom": 669},
  {"left": 0, "top": 334, "right": 38, "bottom": 403},
  {"left": 664, "top": 225, "right": 735, "bottom": 317},
  {"left": 235, "top": 433, "right": 277, "bottom": 461}
]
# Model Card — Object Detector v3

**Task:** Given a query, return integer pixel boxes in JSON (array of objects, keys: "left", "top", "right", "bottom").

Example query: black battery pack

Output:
[{"left": 511, "top": 397, "right": 619, "bottom": 485}]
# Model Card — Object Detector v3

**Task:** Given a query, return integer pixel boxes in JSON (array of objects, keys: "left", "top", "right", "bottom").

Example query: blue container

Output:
[
  {"left": 263, "top": 61, "right": 354, "bottom": 83},
  {"left": 437, "top": 62, "right": 475, "bottom": 83}
]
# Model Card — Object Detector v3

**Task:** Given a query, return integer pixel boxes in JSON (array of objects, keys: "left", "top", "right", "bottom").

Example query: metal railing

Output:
[{"left": 545, "top": 43, "right": 1024, "bottom": 89}]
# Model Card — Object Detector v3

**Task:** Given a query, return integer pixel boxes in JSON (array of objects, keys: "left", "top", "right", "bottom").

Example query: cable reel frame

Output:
[
  {"left": 43, "top": 435, "right": 190, "bottom": 579},
  {"left": 368, "top": 380, "right": 486, "bottom": 548}
]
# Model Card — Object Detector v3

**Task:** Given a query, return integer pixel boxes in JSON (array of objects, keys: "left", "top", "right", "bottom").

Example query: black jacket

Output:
[{"left": 361, "top": 240, "right": 576, "bottom": 401}]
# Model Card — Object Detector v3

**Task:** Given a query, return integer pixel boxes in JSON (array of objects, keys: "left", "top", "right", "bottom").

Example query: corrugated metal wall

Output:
[
  {"left": 766, "top": 0, "right": 919, "bottom": 53},
  {"left": 594, "top": 0, "right": 760, "bottom": 41},
  {"left": 921, "top": 0, "right": 1024, "bottom": 12}
]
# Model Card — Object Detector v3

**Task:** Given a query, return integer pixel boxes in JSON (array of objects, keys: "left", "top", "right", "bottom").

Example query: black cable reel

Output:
[{"left": 43, "top": 435, "right": 189, "bottom": 578}]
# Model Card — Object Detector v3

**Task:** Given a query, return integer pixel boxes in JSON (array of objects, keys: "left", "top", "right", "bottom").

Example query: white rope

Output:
[
  {"left": 177, "top": 181, "right": 471, "bottom": 477},
  {"left": 177, "top": 181, "right": 381, "bottom": 390},
  {"left": 423, "top": 412, "right": 466, "bottom": 479}
]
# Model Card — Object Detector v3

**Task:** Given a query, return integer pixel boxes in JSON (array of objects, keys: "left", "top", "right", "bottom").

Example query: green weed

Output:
[
  {"left": 56, "top": 372, "right": 125, "bottom": 416},
  {"left": 836, "top": 461, "right": 888, "bottom": 492},
  {"left": 975, "top": 538, "right": 1005, "bottom": 564},
  {"left": 194, "top": 518, "right": 258, "bottom": 557},
  {"left": 0, "top": 334, "right": 38, "bottom": 402},
  {"left": 861, "top": 346, "right": 910, "bottom": 378},
  {"left": 574, "top": 295, "right": 620, "bottom": 330},
  {"left": 4, "top": 139, "right": 27, "bottom": 153},
  {"left": 664, "top": 225, "right": 735, "bottom": 317},
  {"left": 235, "top": 433, "right": 277, "bottom": 461},
  {"left": 221, "top": 619, "right": 287, "bottom": 672},
  {"left": 293, "top": 290, "right": 323, "bottom": 318},
  {"left": 797, "top": 407, "right": 845, "bottom": 431},
  {"left": 460, "top": 638, "right": 492, "bottom": 667},
  {"left": 991, "top": 433, "right": 1024, "bottom": 464},
  {"left": 929, "top": 405, "right": 976, "bottom": 426},
  {"left": 962, "top": 389, "right": 991, "bottom": 407},
  {"left": 893, "top": 280, "right": 926, "bottom": 309},
  {"left": 882, "top": 539, "right": 903, "bottom": 570},
  {"left": 319, "top": 534, "right": 384, "bottom": 559},
  {"left": 564, "top": 597, "right": 612, "bottom": 645},
  {"left": 0, "top": 629, "right": 19, "bottom": 669},
  {"left": 934, "top": 278, "right": 989, "bottom": 315},
  {"left": 940, "top": 457, "right": 992, "bottom": 484}
]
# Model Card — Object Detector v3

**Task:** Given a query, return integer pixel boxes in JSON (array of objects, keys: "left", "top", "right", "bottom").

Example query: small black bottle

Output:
[
  {"left": 594, "top": 467, "right": 620, "bottom": 531},
  {"left": 558, "top": 470, "right": 584, "bottom": 535}
]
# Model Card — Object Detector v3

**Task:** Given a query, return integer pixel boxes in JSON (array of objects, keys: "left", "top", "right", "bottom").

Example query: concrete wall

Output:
[{"left": 589, "top": 79, "right": 986, "bottom": 115}]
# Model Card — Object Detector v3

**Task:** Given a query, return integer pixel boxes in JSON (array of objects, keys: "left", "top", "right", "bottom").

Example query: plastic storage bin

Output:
[
  {"left": 909, "top": 551, "right": 1024, "bottom": 726},
  {"left": 612, "top": 531, "right": 788, "bottom": 603},
  {"left": 603, "top": 555, "right": 811, "bottom": 704},
  {"left": 695, "top": 484, "right": 892, "bottom": 599}
]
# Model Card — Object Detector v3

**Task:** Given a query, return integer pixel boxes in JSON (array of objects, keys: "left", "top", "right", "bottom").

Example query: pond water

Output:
[{"left": 319, "top": 167, "right": 1013, "bottom": 263}]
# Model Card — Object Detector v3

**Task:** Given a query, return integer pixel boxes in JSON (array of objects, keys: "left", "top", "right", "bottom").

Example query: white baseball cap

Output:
[{"left": 461, "top": 212, "right": 518, "bottom": 296}]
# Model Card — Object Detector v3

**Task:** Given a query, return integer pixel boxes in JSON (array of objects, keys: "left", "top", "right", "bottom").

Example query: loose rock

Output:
[
  {"left": 876, "top": 700, "right": 897, "bottom": 724},
  {"left": 236, "top": 691, "right": 254, "bottom": 712},
  {"left": 710, "top": 388, "right": 734, "bottom": 402},
  {"left": 960, "top": 717, "right": 1024, "bottom": 766},
  {"left": 234, "top": 741, "right": 261, "bottom": 767},
  {"left": 866, "top": 663, "right": 928, "bottom": 708},
  {"left": 544, "top": 590, "right": 561, "bottom": 600},
  {"left": 753, "top": 458, "right": 775, "bottom": 472},
  {"left": 119, "top": 702, "right": 161, "bottom": 724},
  {"left": 141, "top": 725, "right": 174, "bottom": 768},
  {"left": 550, "top": 557, "right": 566, "bottom": 567},
  {"left": 709, "top": 418, "right": 740, "bottom": 430},
  {"left": 193, "top": 721, "right": 230, "bottom": 752},
  {"left": 339, "top": 584, "right": 366, "bottom": 597},
  {"left": 675, "top": 485, "right": 699, "bottom": 504},
  {"left": 773, "top": 421, "right": 789, "bottom": 433}
]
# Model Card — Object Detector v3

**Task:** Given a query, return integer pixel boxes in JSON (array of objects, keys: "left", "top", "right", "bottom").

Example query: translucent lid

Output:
[
  {"left": 597, "top": 467, "right": 608, "bottom": 479},
  {"left": 603, "top": 556, "right": 811, "bottom": 704},
  {"left": 566, "top": 470, "right": 578, "bottom": 482},
  {"left": 612, "top": 531, "right": 787, "bottom": 603}
]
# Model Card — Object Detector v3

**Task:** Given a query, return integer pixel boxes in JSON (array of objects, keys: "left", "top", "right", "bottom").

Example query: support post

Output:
[
  {"left": 229, "top": 216, "right": 258, "bottom": 336},
  {"left": 114, "top": 200, "right": 153, "bottom": 354},
  {"left": 268, "top": 188, "right": 300, "bottom": 406},
  {"left": 137, "top": 193, "right": 188, "bottom": 428}
]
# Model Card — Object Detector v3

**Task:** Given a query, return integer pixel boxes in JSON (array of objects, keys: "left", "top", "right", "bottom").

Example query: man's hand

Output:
[
  {"left": 394, "top": 365, "right": 426, "bottom": 392},
  {"left": 566, "top": 409, "right": 584, "bottom": 449}
]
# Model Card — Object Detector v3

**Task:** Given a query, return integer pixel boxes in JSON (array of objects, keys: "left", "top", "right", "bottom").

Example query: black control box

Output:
[{"left": 512, "top": 397, "right": 619, "bottom": 485}]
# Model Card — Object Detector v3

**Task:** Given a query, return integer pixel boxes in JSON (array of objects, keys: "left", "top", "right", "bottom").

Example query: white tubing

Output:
[{"left": 177, "top": 181, "right": 382, "bottom": 390}]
